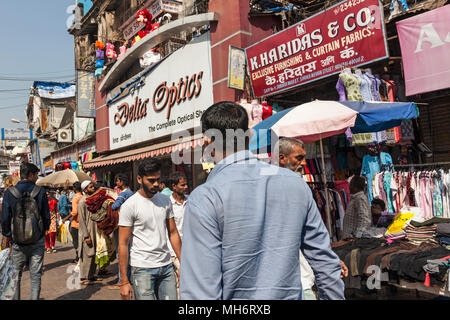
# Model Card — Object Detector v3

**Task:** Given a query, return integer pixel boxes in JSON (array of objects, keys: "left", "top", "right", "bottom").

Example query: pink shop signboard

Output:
[{"left": 397, "top": 5, "right": 450, "bottom": 96}]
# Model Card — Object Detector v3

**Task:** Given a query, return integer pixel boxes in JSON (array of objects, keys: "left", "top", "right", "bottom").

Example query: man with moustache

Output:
[
  {"left": 118, "top": 158, "right": 182, "bottom": 300},
  {"left": 274, "top": 137, "right": 348, "bottom": 300}
]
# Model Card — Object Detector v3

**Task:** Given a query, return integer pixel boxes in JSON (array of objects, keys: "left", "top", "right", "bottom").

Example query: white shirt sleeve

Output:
[
  {"left": 118, "top": 200, "right": 134, "bottom": 227},
  {"left": 167, "top": 199, "right": 174, "bottom": 220}
]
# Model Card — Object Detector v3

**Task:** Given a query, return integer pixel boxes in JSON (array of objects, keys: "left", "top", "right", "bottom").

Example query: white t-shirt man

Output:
[
  {"left": 167, "top": 194, "right": 187, "bottom": 257},
  {"left": 119, "top": 191, "right": 174, "bottom": 268}
]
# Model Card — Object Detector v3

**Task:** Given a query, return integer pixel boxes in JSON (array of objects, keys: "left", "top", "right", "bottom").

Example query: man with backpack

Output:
[{"left": 1, "top": 163, "right": 50, "bottom": 300}]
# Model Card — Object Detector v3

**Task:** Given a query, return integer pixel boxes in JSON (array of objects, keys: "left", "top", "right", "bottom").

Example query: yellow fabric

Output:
[
  {"left": 386, "top": 212, "right": 415, "bottom": 234},
  {"left": 95, "top": 229, "right": 115, "bottom": 269},
  {"left": 57, "top": 222, "right": 73, "bottom": 244},
  {"left": 202, "top": 162, "right": 215, "bottom": 171}
]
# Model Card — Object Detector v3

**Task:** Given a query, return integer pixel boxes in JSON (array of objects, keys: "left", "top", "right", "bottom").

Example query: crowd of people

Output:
[{"left": 0, "top": 101, "right": 402, "bottom": 301}]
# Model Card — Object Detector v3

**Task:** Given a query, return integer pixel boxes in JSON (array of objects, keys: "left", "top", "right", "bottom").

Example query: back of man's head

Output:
[
  {"left": 73, "top": 181, "right": 82, "bottom": 193},
  {"left": 20, "top": 162, "right": 39, "bottom": 181},
  {"left": 350, "top": 175, "right": 366, "bottom": 194},
  {"left": 201, "top": 101, "right": 249, "bottom": 154}
]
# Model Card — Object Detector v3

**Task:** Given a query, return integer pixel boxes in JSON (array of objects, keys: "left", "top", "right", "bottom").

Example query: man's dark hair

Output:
[
  {"left": 138, "top": 158, "right": 161, "bottom": 177},
  {"left": 350, "top": 175, "right": 366, "bottom": 192},
  {"left": 73, "top": 181, "right": 82, "bottom": 193},
  {"left": 20, "top": 162, "right": 39, "bottom": 180},
  {"left": 169, "top": 171, "right": 187, "bottom": 189},
  {"left": 372, "top": 198, "right": 386, "bottom": 211},
  {"left": 115, "top": 173, "right": 129, "bottom": 186},
  {"left": 201, "top": 101, "right": 250, "bottom": 153}
]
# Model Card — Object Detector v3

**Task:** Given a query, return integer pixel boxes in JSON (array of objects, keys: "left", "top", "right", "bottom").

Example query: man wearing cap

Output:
[{"left": 78, "top": 180, "right": 102, "bottom": 285}]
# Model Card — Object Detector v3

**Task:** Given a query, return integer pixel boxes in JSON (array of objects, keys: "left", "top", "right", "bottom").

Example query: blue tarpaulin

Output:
[
  {"left": 33, "top": 81, "right": 76, "bottom": 99},
  {"left": 343, "top": 101, "right": 418, "bottom": 133}
]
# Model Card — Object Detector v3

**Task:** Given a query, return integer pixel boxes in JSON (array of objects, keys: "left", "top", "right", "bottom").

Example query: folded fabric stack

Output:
[
  {"left": 404, "top": 223, "right": 438, "bottom": 246},
  {"left": 385, "top": 231, "right": 406, "bottom": 241},
  {"left": 436, "top": 223, "right": 450, "bottom": 250}
]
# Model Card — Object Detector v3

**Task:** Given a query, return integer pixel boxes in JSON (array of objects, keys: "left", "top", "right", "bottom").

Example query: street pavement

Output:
[{"left": 17, "top": 242, "right": 121, "bottom": 300}]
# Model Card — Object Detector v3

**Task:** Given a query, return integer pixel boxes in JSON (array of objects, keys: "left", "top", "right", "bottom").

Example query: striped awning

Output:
[{"left": 83, "top": 135, "right": 204, "bottom": 169}]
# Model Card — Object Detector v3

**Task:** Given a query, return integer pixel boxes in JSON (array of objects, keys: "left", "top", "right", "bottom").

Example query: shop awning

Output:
[{"left": 83, "top": 134, "right": 204, "bottom": 169}]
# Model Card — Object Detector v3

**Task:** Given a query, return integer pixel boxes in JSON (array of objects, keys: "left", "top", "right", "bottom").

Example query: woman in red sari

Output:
[{"left": 46, "top": 190, "right": 60, "bottom": 253}]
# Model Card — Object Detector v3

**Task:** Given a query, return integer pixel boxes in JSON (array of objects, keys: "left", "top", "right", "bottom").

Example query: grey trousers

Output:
[{"left": 79, "top": 245, "right": 96, "bottom": 280}]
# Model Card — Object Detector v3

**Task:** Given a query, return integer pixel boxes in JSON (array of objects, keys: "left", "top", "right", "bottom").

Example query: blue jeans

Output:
[
  {"left": 131, "top": 263, "right": 177, "bottom": 300},
  {"left": 11, "top": 237, "right": 45, "bottom": 300}
]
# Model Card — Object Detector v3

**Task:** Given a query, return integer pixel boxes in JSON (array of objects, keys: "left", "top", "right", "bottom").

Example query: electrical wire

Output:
[{"left": 0, "top": 103, "right": 27, "bottom": 110}]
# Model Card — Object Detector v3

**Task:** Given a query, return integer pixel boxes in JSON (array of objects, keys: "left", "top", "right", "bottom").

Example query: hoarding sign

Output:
[
  {"left": 1, "top": 128, "right": 33, "bottom": 140},
  {"left": 228, "top": 46, "right": 246, "bottom": 90},
  {"left": 108, "top": 32, "right": 213, "bottom": 150},
  {"left": 397, "top": 5, "right": 450, "bottom": 96},
  {"left": 76, "top": 70, "right": 96, "bottom": 118},
  {"left": 245, "top": 0, "right": 389, "bottom": 97}
]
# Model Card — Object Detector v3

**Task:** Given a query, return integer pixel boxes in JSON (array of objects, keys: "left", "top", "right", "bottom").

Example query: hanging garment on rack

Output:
[
  {"left": 336, "top": 78, "right": 348, "bottom": 102},
  {"left": 442, "top": 170, "right": 450, "bottom": 218},
  {"left": 352, "top": 133, "right": 374, "bottom": 146},
  {"left": 239, "top": 99, "right": 257, "bottom": 128},
  {"left": 366, "top": 73, "right": 382, "bottom": 101},
  {"left": 354, "top": 70, "right": 373, "bottom": 101},
  {"left": 362, "top": 152, "right": 392, "bottom": 205},
  {"left": 433, "top": 172, "right": 444, "bottom": 217},
  {"left": 261, "top": 102, "right": 273, "bottom": 120},
  {"left": 339, "top": 72, "right": 363, "bottom": 101},
  {"left": 383, "top": 171, "right": 398, "bottom": 213},
  {"left": 400, "top": 120, "right": 415, "bottom": 142},
  {"left": 251, "top": 100, "right": 263, "bottom": 126}
]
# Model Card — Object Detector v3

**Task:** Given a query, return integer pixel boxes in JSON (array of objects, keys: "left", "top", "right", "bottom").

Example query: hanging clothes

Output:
[
  {"left": 339, "top": 72, "right": 363, "bottom": 101},
  {"left": 251, "top": 100, "right": 263, "bottom": 126},
  {"left": 261, "top": 102, "right": 273, "bottom": 120},
  {"left": 361, "top": 152, "right": 392, "bottom": 204}
]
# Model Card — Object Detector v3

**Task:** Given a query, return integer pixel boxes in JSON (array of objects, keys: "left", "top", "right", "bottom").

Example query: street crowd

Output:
[{"left": 0, "top": 101, "right": 399, "bottom": 300}]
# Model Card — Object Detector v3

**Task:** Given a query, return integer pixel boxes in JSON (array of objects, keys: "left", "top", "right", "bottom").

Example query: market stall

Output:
[{"left": 249, "top": 99, "right": 418, "bottom": 239}]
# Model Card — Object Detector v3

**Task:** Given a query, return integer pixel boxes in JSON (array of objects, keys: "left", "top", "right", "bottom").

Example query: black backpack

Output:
[{"left": 8, "top": 186, "right": 44, "bottom": 245}]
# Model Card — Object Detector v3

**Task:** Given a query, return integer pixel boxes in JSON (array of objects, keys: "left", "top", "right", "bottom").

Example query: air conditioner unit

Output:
[{"left": 58, "top": 129, "right": 72, "bottom": 143}]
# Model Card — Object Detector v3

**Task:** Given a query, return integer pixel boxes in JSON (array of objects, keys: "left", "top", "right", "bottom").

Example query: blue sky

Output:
[{"left": 0, "top": 0, "right": 75, "bottom": 130}]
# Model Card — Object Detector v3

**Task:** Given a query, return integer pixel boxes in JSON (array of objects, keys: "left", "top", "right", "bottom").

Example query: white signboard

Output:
[
  {"left": 108, "top": 32, "right": 213, "bottom": 150},
  {"left": 9, "top": 161, "right": 21, "bottom": 176},
  {"left": 1, "top": 128, "right": 33, "bottom": 140}
]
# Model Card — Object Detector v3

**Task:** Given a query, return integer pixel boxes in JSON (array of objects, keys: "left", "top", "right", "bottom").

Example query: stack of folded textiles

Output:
[
  {"left": 385, "top": 231, "right": 406, "bottom": 240},
  {"left": 436, "top": 223, "right": 450, "bottom": 249},
  {"left": 404, "top": 223, "right": 438, "bottom": 245}
]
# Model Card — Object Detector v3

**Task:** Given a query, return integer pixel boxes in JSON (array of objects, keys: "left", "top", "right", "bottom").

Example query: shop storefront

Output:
[
  {"left": 84, "top": 31, "right": 214, "bottom": 191},
  {"left": 237, "top": 0, "right": 450, "bottom": 298},
  {"left": 51, "top": 135, "right": 97, "bottom": 174}
]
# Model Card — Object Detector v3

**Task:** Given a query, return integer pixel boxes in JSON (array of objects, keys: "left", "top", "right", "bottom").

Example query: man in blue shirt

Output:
[
  {"left": 1, "top": 163, "right": 51, "bottom": 300},
  {"left": 109, "top": 173, "right": 133, "bottom": 290},
  {"left": 57, "top": 188, "right": 70, "bottom": 220},
  {"left": 179, "top": 101, "right": 345, "bottom": 300}
]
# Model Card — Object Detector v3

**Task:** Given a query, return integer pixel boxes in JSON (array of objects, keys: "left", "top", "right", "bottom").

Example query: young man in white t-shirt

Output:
[
  {"left": 166, "top": 171, "right": 189, "bottom": 283},
  {"left": 118, "top": 159, "right": 182, "bottom": 300}
]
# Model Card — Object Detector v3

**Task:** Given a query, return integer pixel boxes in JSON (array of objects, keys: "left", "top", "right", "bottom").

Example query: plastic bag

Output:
[
  {"left": 386, "top": 211, "right": 415, "bottom": 234},
  {"left": 0, "top": 249, "right": 18, "bottom": 300},
  {"left": 139, "top": 49, "right": 161, "bottom": 68},
  {"left": 57, "top": 221, "right": 73, "bottom": 245}
]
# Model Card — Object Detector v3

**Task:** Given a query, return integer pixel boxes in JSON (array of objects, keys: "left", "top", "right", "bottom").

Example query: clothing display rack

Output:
[{"left": 394, "top": 162, "right": 450, "bottom": 168}]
